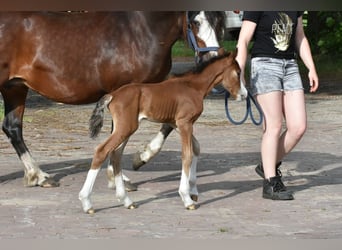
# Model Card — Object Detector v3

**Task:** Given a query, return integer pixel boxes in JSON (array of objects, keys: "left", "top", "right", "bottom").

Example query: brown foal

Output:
[{"left": 79, "top": 50, "right": 247, "bottom": 213}]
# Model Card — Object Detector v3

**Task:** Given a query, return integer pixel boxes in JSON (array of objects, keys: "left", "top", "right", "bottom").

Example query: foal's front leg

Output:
[
  {"left": 107, "top": 149, "right": 137, "bottom": 192},
  {"left": 132, "top": 123, "right": 174, "bottom": 170},
  {"left": 108, "top": 121, "right": 137, "bottom": 191},
  {"left": 189, "top": 135, "right": 200, "bottom": 202},
  {"left": 178, "top": 124, "right": 198, "bottom": 210}
]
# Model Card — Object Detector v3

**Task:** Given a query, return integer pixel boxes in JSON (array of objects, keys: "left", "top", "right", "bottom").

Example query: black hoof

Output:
[{"left": 132, "top": 153, "right": 146, "bottom": 171}]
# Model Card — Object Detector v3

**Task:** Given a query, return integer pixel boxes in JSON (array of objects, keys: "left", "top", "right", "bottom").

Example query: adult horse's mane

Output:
[
  {"left": 204, "top": 11, "right": 226, "bottom": 40},
  {"left": 188, "top": 11, "right": 226, "bottom": 41}
]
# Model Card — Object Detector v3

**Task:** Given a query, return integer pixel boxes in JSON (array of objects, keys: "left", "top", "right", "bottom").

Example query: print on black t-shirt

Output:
[
  {"left": 242, "top": 11, "right": 302, "bottom": 59},
  {"left": 271, "top": 13, "right": 294, "bottom": 52}
]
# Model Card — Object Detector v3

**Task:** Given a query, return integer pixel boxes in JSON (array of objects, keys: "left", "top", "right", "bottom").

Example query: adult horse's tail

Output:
[{"left": 89, "top": 94, "right": 113, "bottom": 139}]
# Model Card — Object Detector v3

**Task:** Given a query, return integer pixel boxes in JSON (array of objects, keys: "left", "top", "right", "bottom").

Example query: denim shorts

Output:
[{"left": 250, "top": 57, "right": 303, "bottom": 96}]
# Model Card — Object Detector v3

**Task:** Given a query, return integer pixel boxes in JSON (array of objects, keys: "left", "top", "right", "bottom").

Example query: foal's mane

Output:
[
  {"left": 193, "top": 51, "right": 231, "bottom": 73},
  {"left": 171, "top": 51, "right": 231, "bottom": 78}
]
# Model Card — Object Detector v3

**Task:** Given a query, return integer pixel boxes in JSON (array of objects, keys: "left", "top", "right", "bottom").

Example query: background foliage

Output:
[{"left": 306, "top": 11, "right": 342, "bottom": 55}]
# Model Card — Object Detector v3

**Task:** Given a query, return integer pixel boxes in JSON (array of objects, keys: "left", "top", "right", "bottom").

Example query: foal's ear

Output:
[
  {"left": 217, "top": 47, "right": 226, "bottom": 56},
  {"left": 228, "top": 48, "right": 238, "bottom": 58}
]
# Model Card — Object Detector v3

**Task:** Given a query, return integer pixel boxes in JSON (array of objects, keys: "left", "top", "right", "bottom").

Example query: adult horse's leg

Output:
[
  {"left": 132, "top": 123, "right": 174, "bottom": 170},
  {"left": 1, "top": 80, "right": 57, "bottom": 187}
]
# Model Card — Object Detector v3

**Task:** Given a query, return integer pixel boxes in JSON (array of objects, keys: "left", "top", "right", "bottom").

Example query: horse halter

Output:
[{"left": 186, "top": 11, "right": 220, "bottom": 64}]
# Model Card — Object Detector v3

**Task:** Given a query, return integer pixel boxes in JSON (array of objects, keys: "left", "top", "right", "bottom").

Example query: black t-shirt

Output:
[{"left": 243, "top": 11, "right": 303, "bottom": 59}]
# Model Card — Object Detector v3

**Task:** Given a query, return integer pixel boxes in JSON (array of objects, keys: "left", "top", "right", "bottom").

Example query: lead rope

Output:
[{"left": 224, "top": 90, "right": 263, "bottom": 126}]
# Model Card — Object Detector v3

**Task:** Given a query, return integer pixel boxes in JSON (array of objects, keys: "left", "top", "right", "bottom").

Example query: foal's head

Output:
[{"left": 221, "top": 50, "right": 248, "bottom": 100}]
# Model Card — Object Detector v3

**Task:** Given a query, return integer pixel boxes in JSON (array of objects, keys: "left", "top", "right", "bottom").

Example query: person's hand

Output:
[{"left": 308, "top": 70, "right": 319, "bottom": 93}]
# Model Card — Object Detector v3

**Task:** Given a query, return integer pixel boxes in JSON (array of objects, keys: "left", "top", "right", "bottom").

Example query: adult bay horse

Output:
[
  {"left": 79, "top": 51, "right": 247, "bottom": 213},
  {"left": 0, "top": 11, "right": 226, "bottom": 188}
]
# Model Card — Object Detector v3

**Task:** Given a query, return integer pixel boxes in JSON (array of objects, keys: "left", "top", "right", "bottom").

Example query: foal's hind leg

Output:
[
  {"left": 1, "top": 82, "right": 57, "bottom": 187},
  {"left": 132, "top": 123, "right": 174, "bottom": 170},
  {"left": 79, "top": 130, "right": 136, "bottom": 213}
]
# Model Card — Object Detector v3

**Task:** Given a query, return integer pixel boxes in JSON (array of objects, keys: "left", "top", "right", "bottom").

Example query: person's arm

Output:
[
  {"left": 295, "top": 16, "right": 319, "bottom": 93},
  {"left": 235, "top": 20, "right": 257, "bottom": 84}
]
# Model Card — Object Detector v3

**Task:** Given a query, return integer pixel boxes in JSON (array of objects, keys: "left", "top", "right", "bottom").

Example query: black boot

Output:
[
  {"left": 263, "top": 176, "right": 294, "bottom": 200},
  {"left": 255, "top": 161, "right": 282, "bottom": 179}
]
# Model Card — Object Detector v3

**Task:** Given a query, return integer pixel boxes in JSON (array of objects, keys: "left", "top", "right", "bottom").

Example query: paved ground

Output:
[{"left": 0, "top": 60, "right": 341, "bottom": 239}]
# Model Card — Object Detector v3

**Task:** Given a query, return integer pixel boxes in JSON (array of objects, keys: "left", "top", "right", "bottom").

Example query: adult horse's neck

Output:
[
  {"left": 144, "top": 12, "right": 185, "bottom": 41},
  {"left": 138, "top": 12, "right": 186, "bottom": 82}
]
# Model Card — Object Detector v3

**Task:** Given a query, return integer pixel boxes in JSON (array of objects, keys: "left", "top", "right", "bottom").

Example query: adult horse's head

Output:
[{"left": 187, "top": 11, "right": 226, "bottom": 64}]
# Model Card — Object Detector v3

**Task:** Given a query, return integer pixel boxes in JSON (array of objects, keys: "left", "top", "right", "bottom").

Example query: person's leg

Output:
[
  {"left": 277, "top": 58, "right": 306, "bottom": 161},
  {"left": 250, "top": 58, "right": 284, "bottom": 179},
  {"left": 277, "top": 89, "right": 307, "bottom": 161},
  {"left": 256, "top": 91, "right": 284, "bottom": 179}
]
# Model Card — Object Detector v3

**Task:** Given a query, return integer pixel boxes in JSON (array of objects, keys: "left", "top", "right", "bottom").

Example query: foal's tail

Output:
[{"left": 89, "top": 94, "right": 113, "bottom": 139}]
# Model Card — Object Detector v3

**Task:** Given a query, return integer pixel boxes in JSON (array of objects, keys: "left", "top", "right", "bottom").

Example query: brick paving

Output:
[{"left": 0, "top": 60, "right": 341, "bottom": 239}]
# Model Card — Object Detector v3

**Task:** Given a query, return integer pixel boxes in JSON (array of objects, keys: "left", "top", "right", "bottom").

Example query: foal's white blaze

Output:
[
  {"left": 195, "top": 11, "right": 220, "bottom": 58},
  {"left": 79, "top": 168, "right": 100, "bottom": 213}
]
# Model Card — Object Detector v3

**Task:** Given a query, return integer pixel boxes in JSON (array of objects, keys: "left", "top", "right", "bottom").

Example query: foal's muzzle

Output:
[{"left": 236, "top": 80, "right": 248, "bottom": 101}]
